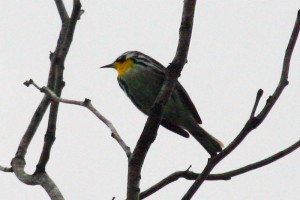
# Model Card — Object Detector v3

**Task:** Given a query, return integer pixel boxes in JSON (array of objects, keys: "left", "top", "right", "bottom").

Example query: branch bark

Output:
[
  {"left": 126, "top": 1, "right": 197, "bottom": 199},
  {"left": 182, "top": 9, "right": 300, "bottom": 200}
]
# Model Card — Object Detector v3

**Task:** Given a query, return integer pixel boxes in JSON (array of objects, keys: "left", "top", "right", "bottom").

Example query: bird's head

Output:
[{"left": 100, "top": 51, "right": 141, "bottom": 77}]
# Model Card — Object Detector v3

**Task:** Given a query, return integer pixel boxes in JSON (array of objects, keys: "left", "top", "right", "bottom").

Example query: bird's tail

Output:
[{"left": 185, "top": 122, "right": 224, "bottom": 157}]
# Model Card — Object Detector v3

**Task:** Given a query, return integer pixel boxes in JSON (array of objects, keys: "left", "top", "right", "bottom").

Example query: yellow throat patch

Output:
[{"left": 114, "top": 59, "right": 133, "bottom": 77}]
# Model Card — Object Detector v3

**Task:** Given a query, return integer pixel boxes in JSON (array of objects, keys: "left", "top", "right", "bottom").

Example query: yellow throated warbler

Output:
[{"left": 101, "top": 51, "right": 223, "bottom": 156}]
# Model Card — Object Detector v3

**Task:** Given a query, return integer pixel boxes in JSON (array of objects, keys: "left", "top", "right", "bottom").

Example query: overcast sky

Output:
[{"left": 1, "top": 1, "right": 300, "bottom": 199}]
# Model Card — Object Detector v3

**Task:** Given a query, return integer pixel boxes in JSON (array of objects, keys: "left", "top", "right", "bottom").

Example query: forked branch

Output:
[
  {"left": 140, "top": 138, "right": 300, "bottom": 199},
  {"left": 182, "top": 9, "right": 300, "bottom": 200},
  {"left": 8, "top": 1, "right": 82, "bottom": 200}
]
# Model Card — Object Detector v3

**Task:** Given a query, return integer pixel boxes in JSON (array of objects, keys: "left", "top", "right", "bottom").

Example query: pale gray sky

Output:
[{"left": 1, "top": 1, "right": 300, "bottom": 199}]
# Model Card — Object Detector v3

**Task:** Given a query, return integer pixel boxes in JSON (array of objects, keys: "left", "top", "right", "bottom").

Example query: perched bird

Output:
[{"left": 101, "top": 51, "right": 223, "bottom": 156}]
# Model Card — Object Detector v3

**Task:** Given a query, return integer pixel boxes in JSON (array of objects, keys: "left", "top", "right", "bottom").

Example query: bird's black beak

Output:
[{"left": 100, "top": 64, "right": 114, "bottom": 69}]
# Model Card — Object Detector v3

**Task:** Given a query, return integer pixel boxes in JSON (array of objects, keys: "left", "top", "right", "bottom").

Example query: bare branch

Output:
[
  {"left": 250, "top": 89, "right": 263, "bottom": 118},
  {"left": 0, "top": 165, "right": 13, "bottom": 172},
  {"left": 11, "top": 158, "right": 64, "bottom": 200},
  {"left": 26, "top": 80, "right": 131, "bottom": 158},
  {"left": 209, "top": 139, "right": 300, "bottom": 180},
  {"left": 171, "top": 0, "right": 196, "bottom": 69},
  {"left": 54, "top": 0, "right": 69, "bottom": 21},
  {"left": 35, "top": 0, "right": 83, "bottom": 173},
  {"left": 141, "top": 138, "right": 300, "bottom": 199},
  {"left": 182, "top": 10, "right": 300, "bottom": 200},
  {"left": 14, "top": 96, "right": 51, "bottom": 158},
  {"left": 126, "top": 1, "right": 197, "bottom": 199}
]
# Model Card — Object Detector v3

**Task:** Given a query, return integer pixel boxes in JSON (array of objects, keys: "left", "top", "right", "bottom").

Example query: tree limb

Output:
[
  {"left": 54, "top": 0, "right": 69, "bottom": 21},
  {"left": 126, "top": 1, "right": 197, "bottom": 199},
  {"left": 140, "top": 138, "right": 300, "bottom": 199},
  {"left": 182, "top": 9, "right": 300, "bottom": 200}
]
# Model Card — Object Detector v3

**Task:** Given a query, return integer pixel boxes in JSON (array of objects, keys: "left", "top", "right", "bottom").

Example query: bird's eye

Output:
[{"left": 116, "top": 55, "right": 126, "bottom": 63}]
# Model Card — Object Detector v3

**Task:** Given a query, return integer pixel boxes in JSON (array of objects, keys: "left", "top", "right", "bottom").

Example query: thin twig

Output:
[
  {"left": 250, "top": 89, "right": 263, "bottom": 118},
  {"left": 0, "top": 165, "right": 13, "bottom": 172},
  {"left": 27, "top": 80, "right": 131, "bottom": 158},
  {"left": 182, "top": 10, "right": 300, "bottom": 200},
  {"left": 126, "top": 1, "right": 197, "bottom": 199},
  {"left": 140, "top": 138, "right": 300, "bottom": 199}
]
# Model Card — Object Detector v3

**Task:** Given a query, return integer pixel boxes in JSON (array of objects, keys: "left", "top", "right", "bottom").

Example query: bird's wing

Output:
[
  {"left": 176, "top": 81, "right": 202, "bottom": 124},
  {"left": 161, "top": 119, "right": 190, "bottom": 138},
  {"left": 144, "top": 54, "right": 202, "bottom": 124}
]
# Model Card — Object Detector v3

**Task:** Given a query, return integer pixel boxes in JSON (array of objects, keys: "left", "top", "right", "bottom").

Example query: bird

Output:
[{"left": 101, "top": 51, "right": 223, "bottom": 156}]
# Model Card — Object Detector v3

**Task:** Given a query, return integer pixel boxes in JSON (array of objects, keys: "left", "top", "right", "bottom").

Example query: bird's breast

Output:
[{"left": 118, "top": 67, "right": 164, "bottom": 114}]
